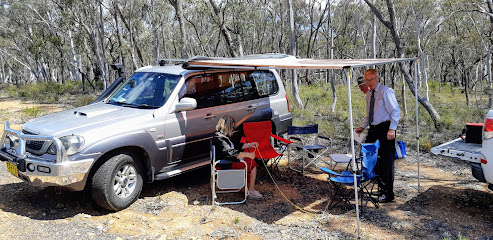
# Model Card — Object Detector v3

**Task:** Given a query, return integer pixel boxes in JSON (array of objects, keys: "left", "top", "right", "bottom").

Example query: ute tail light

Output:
[
  {"left": 285, "top": 94, "right": 290, "bottom": 112},
  {"left": 484, "top": 118, "right": 493, "bottom": 140},
  {"left": 481, "top": 159, "right": 487, "bottom": 164}
]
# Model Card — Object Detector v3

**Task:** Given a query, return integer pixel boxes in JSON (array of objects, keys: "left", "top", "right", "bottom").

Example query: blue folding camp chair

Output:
[
  {"left": 321, "top": 140, "right": 380, "bottom": 211},
  {"left": 287, "top": 124, "right": 332, "bottom": 175}
]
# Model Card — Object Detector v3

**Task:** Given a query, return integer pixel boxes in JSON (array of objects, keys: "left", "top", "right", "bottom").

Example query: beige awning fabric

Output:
[{"left": 184, "top": 56, "right": 418, "bottom": 69}]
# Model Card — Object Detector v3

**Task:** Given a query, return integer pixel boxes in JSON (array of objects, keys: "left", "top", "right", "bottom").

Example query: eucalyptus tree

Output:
[{"left": 364, "top": 0, "right": 443, "bottom": 129}]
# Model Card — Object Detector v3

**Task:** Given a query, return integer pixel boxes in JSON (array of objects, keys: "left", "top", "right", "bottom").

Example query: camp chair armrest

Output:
[
  {"left": 321, "top": 167, "right": 339, "bottom": 175},
  {"left": 289, "top": 136, "right": 303, "bottom": 142},
  {"left": 318, "top": 135, "right": 332, "bottom": 142},
  {"left": 271, "top": 134, "right": 293, "bottom": 144},
  {"left": 216, "top": 159, "right": 240, "bottom": 164}
]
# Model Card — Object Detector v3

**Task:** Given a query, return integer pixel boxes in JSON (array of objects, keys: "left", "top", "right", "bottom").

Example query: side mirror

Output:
[{"left": 174, "top": 97, "right": 197, "bottom": 112}]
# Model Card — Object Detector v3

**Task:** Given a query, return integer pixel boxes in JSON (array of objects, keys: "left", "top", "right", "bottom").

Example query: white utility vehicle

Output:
[{"left": 431, "top": 110, "right": 493, "bottom": 191}]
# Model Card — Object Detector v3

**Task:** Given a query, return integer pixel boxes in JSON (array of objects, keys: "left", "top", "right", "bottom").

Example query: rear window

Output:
[{"left": 179, "top": 70, "right": 278, "bottom": 109}]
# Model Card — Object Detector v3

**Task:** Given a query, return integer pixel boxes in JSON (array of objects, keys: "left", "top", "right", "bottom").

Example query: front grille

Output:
[{"left": 22, "top": 129, "right": 45, "bottom": 151}]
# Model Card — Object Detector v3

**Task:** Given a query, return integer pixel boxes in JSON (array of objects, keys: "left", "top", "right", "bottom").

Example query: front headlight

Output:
[{"left": 47, "top": 135, "right": 85, "bottom": 156}]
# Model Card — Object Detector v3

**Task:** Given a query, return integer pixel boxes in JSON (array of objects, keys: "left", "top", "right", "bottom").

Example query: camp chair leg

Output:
[
  {"left": 360, "top": 180, "right": 379, "bottom": 209},
  {"left": 325, "top": 182, "right": 353, "bottom": 211},
  {"left": 287, "top": 147, "right": 304, "bottom": 174},
  {"left": 289, "top": 148, "right": 329, "bottom": 175}
]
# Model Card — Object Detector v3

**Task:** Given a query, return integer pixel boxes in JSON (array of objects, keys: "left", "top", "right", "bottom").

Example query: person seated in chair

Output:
[{"left": 212, "top": 115, "right": 263, "bottom": 199}]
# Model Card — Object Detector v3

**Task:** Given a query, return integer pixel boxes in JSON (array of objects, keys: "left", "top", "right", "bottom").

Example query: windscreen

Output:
[{"left": 107, "top": 72, "right": 180, "bottom": 109}]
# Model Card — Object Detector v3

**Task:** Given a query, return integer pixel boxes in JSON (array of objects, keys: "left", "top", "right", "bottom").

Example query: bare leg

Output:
[{"left": 248, "top": 167, "right": 257, "bottom": 191}]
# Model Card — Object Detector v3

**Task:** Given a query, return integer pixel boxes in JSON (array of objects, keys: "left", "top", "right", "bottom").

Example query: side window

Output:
[
  {"left": 219, "top": 72, "right": 244, "bottom": 104},
  {"left": 249, "top": 71, "right": 279, "bottom": 97},
  {"left": 180, "top": 74, "right": 221, "bottom": 109},
  {"left": 179, "top": 70, "right": 279, "bottom": 109}
]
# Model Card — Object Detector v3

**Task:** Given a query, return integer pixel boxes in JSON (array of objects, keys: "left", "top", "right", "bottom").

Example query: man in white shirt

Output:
[{"left": 355, "top": 68, "right": 400, "bottom": 203}]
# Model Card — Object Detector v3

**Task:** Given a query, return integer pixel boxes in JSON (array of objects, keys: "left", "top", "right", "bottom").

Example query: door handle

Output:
[
  {"left": 204, "top": 113, "right": 217, "bottom": 119},
  {"left": 246, "top": 105, "right": 257, "bottom": 111}
]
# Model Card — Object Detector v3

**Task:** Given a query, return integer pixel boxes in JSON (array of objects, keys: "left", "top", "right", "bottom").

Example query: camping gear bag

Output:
[{"left": 395, "top": 140, "right": 406, "bottom": 159}]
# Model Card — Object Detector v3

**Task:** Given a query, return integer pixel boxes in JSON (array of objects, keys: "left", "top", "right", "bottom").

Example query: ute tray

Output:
[{"left": 431, "top": 138, "right": 481, "bottom": 163}]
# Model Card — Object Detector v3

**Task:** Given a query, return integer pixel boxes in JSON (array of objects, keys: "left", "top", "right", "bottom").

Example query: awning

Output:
[
  {"left": 183, "top": 56, "right": 417, "bottom": 69},
  {"left": 182, "top": 54, "right": 419, "bottom": 239}
]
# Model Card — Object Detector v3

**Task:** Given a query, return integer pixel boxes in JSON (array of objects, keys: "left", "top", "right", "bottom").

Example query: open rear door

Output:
[{"left": 431, "top": 138, "right": 481, "bottom": 163}]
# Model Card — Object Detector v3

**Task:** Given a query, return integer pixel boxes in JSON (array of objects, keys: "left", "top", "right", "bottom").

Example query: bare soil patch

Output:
[{"left": 1, "top": 94, "right": 493, "bottom": 240}]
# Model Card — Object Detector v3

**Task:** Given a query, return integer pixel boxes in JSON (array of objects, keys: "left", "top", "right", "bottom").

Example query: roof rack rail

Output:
[{"left": 156, "top": 58, "right": 188, "bottom": 66}]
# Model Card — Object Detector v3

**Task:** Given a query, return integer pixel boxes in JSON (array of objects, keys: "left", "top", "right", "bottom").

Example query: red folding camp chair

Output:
[{"left": 242, "top": 121, "right": 292, "bottom": 178}]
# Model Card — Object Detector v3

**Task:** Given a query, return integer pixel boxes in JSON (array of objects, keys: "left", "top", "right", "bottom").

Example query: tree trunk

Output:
[
  {"left": 371, "top": 15, "right": 376, "bottom": 59},
  {"left": 169, "top": 0, "right": 186, "bottom": 59},
  {"left": 356, "top": 0, "right": 367, "bottom": 58},
  {"left": 116, "top": 4, "right": 144, "bottom": 67},
  {"left": 151, "top": 0, "right": 159, "bottom": 62},
  {"left": 402, "top": 75, "right": 407, "bottom": 117},
  {"left": 475, "top": 64, "right": 479, "bottom": 106},
  {"left": 411, "top": 0, "right": 429, "bottom": 100},
  {"left": 488, "top": 48, "right": 492, "bottom": 108},
  {"left": 288, "top": 0, "right": 302, "bottom": 109},
  {"left": 365, "top": 0, "right": 443, "bottom": 130},
  {"left": 465, "top": 70, "right": 469, "bottom": 106},
  {"left": 99, "top": 2, "right": 108, "bottom": 87},
  {"left": 68, "top": 30, "right": 82, "bottom": 81},
  {"left": 112, "top": 1, "right": 124, "bottom": 64},
  {"left": 209, "top": 0, "right": 238, "bottom": 57},
  {"left": 327, "top": 0, "right": 337, "bottom": 112}
]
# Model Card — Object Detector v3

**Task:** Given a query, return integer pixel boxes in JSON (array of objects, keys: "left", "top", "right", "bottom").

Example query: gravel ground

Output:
[{"left": 1, "top": 94, "right": 493, "bottom": 239}]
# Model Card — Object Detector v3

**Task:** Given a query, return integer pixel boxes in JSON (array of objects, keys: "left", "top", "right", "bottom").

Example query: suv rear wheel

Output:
[{"left": 91, "top": 152, "right": 143, "bottom": 211}]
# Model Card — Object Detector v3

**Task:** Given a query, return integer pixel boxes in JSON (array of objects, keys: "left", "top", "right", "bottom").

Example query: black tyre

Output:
[{"left": 91, "top": 152, "right": 143, "bottom": 211}]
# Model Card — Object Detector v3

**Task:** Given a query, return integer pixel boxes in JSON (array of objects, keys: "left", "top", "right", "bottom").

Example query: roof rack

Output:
[{"left": 156, "top": 58, "right": 188, "bottom": 66}]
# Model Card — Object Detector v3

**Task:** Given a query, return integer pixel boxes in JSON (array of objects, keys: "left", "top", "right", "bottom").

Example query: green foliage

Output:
[
  {"left": 419, "top": 136, "right": 432, "bottom": 152},
  {"left": 443, "top": 232, "right": 467, "bottom": 240},
  {"left": 6, "top": 81, "right": 86, "bottom": 104},
  {"left": 75, "top": 95, "right": 96, "bottom": 108},
  {"left": 287, "top": 82, "right": 367, "bottom": 140},
  {"left": 21, "top": 107, "right": 40, "bottom": 118},
  {"left": 287, "top": 77, "right": 488, "bottom": 152},
  {"left": 234, "top": 216, "right": 240, "bottom": 224}
]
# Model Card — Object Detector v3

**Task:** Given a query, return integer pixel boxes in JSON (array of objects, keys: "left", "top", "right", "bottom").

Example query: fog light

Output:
[
  {"left": 37, "top": 166, "right": 51, "bottom": 173},
  {"left": 27, "top": 163, "right": 35, "bottom": 172}
]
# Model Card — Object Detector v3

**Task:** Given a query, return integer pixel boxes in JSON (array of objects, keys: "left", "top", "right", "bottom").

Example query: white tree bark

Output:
[
  {"left": 288, "top": 0, "right": 302, "bottom": 109},
  {"left": 411, "top": 0, "right": 429, "bottom": 100},
  {"left": 356, "top": 0, "right": 368, "bottom": 58},
  {"left": 98, "top": 2, "right": 108, "bottom": 88},
  {"left": 488, "top": 48, "right": 492, "bottom": 108},
  {"left": 327, "top": 0, "right": 337, "bottom": 112},
  {"left": 151, "top": 0, "right": 159, "bottom": 62},
  {"left": 69, "top": 30, "right": 82, "bottom": 81}
]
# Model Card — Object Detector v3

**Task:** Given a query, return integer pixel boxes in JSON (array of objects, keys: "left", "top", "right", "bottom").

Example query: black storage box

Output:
[{"left": 465, "top": 123, "right": 483, "bottom": 144}]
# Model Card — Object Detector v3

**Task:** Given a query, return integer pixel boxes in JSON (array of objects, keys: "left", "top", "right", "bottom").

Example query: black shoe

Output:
[{"left": 378, "top": 195, "right": 394, "bottom": 203}]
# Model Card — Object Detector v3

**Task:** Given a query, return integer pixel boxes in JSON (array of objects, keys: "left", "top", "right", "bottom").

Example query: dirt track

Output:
[{"left": 1, "top": 95, "right": 493, "bottom": 240}]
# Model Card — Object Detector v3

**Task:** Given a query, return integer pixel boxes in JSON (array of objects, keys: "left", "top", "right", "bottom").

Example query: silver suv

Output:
[{"left": 0, "top": 56, "right": 292, "bottom": 210}]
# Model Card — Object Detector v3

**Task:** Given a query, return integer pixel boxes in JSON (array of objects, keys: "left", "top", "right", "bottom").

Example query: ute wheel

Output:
[{"left": 91, "top": 152, "right": 143, "bottom": 211}]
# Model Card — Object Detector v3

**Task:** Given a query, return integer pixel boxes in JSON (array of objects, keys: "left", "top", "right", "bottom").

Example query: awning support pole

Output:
[{"left": 346, "top": 67, "right": 361, "bottom": 238}]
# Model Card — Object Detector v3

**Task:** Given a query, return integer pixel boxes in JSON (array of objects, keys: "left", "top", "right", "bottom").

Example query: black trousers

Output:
[{"left": 366, "top": 121, "right": 395, "bottom": 197}]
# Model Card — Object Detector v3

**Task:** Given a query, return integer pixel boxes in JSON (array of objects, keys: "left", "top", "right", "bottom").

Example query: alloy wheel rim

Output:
[{"left": 113, "top": 164, "right": 137, "bottom": 198}]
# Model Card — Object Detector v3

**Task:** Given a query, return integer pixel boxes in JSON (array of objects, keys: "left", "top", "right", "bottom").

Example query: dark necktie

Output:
[{"left": 369, "top": 90, "right": 375, "bottom": 125}]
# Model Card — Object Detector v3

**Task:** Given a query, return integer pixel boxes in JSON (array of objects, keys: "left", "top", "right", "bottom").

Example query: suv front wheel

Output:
[{"left": 91, "top": 152, "right": 144, "bottom": 211}]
